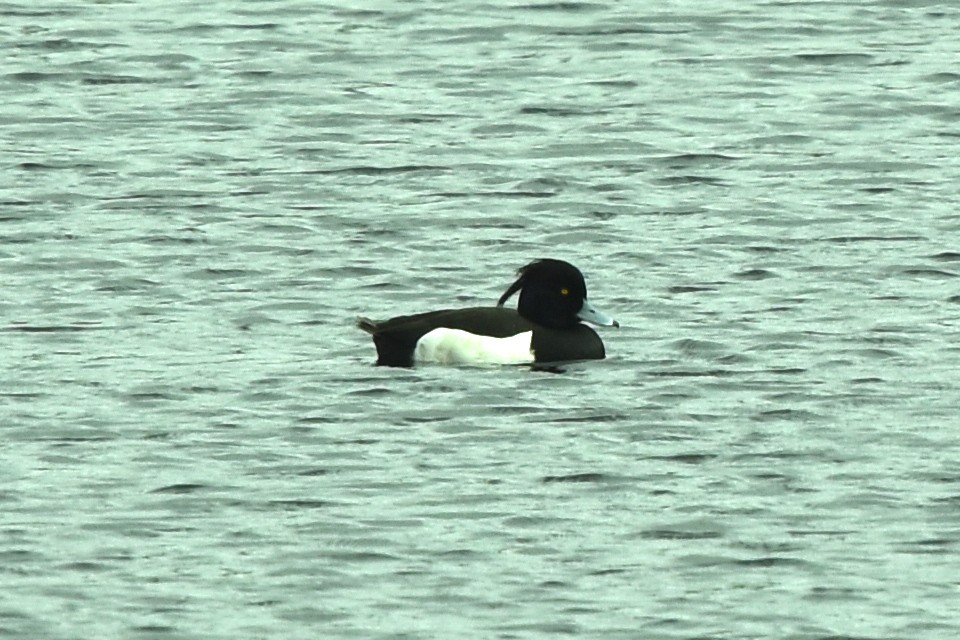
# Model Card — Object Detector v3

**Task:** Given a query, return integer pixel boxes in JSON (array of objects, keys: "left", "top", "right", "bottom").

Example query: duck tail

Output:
[{"left": 356, "top": 317, "right": 379, "bottom": 334}]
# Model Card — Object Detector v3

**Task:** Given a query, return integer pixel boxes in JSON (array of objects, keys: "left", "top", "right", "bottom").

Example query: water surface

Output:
[{"left": 3, "top": 1, "right": 960, "bottom": 638}]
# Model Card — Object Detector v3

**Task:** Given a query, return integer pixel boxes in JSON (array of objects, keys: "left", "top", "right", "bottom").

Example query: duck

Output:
[{"left": 356, "top": 259, "right": 618, "bottom": 367}]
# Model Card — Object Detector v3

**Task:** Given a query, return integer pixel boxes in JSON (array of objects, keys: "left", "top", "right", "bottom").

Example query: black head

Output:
[{"left": 497, "top": 259, "right": 606, "bottom": 330}]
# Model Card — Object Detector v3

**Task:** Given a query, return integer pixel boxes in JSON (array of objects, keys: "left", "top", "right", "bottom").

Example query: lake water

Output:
[{"left": 3, "top": 1, "right": 960, "bottom": 638}]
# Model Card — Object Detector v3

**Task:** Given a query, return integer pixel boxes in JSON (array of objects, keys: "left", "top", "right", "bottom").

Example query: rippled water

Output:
[{"left": 4, "top": 1, "right": 960, "bottom": 638}]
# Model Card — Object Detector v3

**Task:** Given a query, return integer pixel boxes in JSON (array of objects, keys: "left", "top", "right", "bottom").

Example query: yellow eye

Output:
[{"left": 560, "top": 288, "right": 569, "bottom": 296}]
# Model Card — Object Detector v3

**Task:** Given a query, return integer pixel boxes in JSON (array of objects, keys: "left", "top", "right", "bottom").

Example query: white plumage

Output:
[{"left": 414, "top": 328, "right": 535, "bottom": 365}]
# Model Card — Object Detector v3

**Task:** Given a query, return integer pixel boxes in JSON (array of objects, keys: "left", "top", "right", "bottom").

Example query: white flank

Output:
[{"left": 414, "top": 329, "right": 535, "bottom": 365}]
